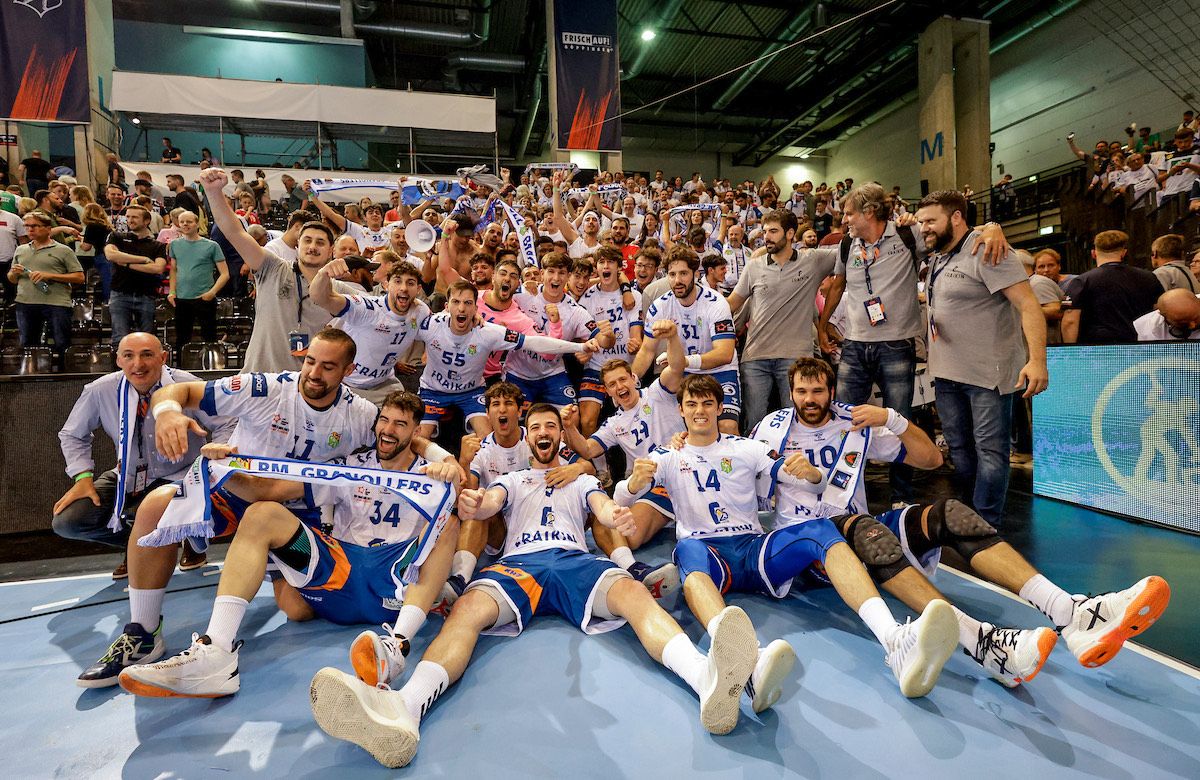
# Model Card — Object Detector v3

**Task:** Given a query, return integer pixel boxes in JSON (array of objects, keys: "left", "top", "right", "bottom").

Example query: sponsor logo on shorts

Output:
[{"left": 381, "top": 597, "right": 403, "bottom": 610}]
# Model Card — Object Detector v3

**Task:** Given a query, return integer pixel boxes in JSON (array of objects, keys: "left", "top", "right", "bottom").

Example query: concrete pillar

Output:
[
  {"left": 603, "top": 151, "right": 622, "bottom": 173},
  {"left": 84, "top": 0, "right": 116, "bottom": 191},
  {"left": 917, "top": 17, "right": 990, "bottom": 195}
]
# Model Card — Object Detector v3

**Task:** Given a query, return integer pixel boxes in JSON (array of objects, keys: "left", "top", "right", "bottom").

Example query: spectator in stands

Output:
[
  {"left": 104, "top": 184, "right": 128, "bottom": 232},
  {"left": 1066, "top": 134, "right": 1113, "bottom": 179},
  {"left": 1060, "top": 230, "right": 1162, "bottom": 345},
  {"left": 915, "top": 190, "right": 1047, "bottom": 528},
  {"left": 236, "top": 190, "right": 260, "bottom": 225},
  {"left": 168, "top": 210, "right": 229, "bottom": 354},
  {"left": 1177, "top": 110, "right": 1198, "bottom": 135},
  {"left": 105, "top": 152, "right": 125, "bottom": 190},
  {"left": 1128, "top": 125, "right": 1161, "bottom": 153},
  {"left": 80, "top": 204, "right": 113, "bottom": 301},
  {"left": 1134, "top": 288, "right": 1200, "bottom": 341},
  {"left": 993, "top": 174, "right": 1015, "bottom": 220},
  {"left": 263, "top": 210, "right": 309, "bottom": 264},
  {"left": 1, "top": 201, "right": 28, "bottom": 303},
  {"left": 280, "top": 174, "right": 305, "bottom": 212},
  {"left": 1018, "top": 250, "right": 1065, "bottom": 344},
  {"left": 104, "top": 204, "right": 167, "bottom": 349},
  {"left": 1150, "top": 234, "right": 1199, "bottom": 292},
  {"left": 1155, "top": 129, "right": 1200, "bottom": 229},
  {"left": 800, "top": 228, "right": 819, "bottom": 248},
  {"left": 7, "top": 212, "right": 84, "bottom": 370},
  {"left": 160, "top": 137, "right": 182, "bottom": 164},
  {"left": 166, "top": 174, "right": 201, "bottom": 216},
  {"left": 1032, "top": 248, "right": 1073, "bottom": 287},
  {"left": 18, "top": 150, "right": 52, "bottom": 196}
]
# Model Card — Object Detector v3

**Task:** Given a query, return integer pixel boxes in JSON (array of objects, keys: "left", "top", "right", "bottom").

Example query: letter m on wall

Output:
[{"left": 920, "top": 131, "right": 945, "bottom": 164}]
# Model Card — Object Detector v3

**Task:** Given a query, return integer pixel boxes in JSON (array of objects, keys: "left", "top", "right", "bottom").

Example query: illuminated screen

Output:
[{"left": 1033, "top": 343, "right": 1200, "bottom": 534}]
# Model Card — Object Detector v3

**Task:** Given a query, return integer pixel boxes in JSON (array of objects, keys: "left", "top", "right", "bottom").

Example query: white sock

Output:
[
  {"left": 128, "top": 587, "right": 166, "bottom": 633},
  {"left": 609, "top": 546, "right": 636, "bottom": 570},
  {"left": 450, "top": 551, "right": 477, "bottom": 581},
  {"left": 951, "top": 605, "right": 987, "bottom": 655},
  {"left": 858, "top": 597, "right": 899, "bottom": 648},
  {"left": 205, "top": 595, "right": 248, "bottom": 652},
  {"left": 1019, "top": 574, "right": 1075, "bottom": 628},
  {"left": 661, "top": 633, "right": 708, "bottom": 695},
  {"left": 393, "top": 604, "right": 426, "bottom": 640},
  {"left": 399, "top": 660, "right": 450, "bottom": 722}
]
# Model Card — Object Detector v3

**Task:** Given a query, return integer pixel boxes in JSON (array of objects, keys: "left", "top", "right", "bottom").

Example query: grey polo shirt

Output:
[
  {"left": 926, "top": 231, "right": 1030, "bottom": 392},
  {"left": 244, "top": 252, "right": 356, "bottom": 373},
  {"left": 733, "top": 247, "right": 837, "bottom": 362},
  {"left": 1153, "top": 261, "right": 1197, "bottom": 293},
  {"left": 833, "top": 222, "right": 926, "bottom": 342}
]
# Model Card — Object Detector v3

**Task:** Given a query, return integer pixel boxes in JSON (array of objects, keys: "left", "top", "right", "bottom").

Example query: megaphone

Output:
[{"left": 404, "top": 219, "right": 437, "bottom": 253}]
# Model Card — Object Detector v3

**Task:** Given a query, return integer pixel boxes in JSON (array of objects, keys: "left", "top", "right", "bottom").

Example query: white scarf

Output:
[
  {"left": 566, "top": 184, "right": 627, "bottom": 201},
  {"left": 109, "top": 367, "right": 185, "bottom": 533},
  {"left": 139, "top": 455, "right": 456, "bottom": 583},
  {"left": 308, "top": 177, "right": 465, "bottom": 202},
  {"left": 751, "top": 403, "right": 870, "bottom": 514},
  {"left": 525, "top": 162, "right": 578, "bottom": 174},
  {"left": 498, "top": 199, "right": 539, "bottom": 268}
]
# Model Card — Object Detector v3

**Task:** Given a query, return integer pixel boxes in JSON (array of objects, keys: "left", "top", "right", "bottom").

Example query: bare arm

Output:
[
  {"left": 301, "top": 183, "right": 347, "bottom": 232},
  {"left": 587, "top": 490, "right": 637, "bottom": 536},
  {"left": 207, "top": 260, "right": 230, "bottom": 299},
  {"left": 560, "top": 404, "right": 607, "bottom": 460},
  {"left": 197, "top": 168, "right": 270, "bottom": 272},
  {"left": 1060, "top": 309, "right": 1080, "bottom": 344},
  {"left": 817, "top": 274, "right": 846, "bottom": 353},
  {"left": 551, "top": 173, "right": 579, "bottom": 244},
  {"left": 1002, "top": 280, "right": 1049, "bottom": 397}
]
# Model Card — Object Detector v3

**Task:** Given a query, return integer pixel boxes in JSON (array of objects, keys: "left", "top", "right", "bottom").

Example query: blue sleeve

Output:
[{"left": 199, "top": 381, "right": 219, "bottom": 416}]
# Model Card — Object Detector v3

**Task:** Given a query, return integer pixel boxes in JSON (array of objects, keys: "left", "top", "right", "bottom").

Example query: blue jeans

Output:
[
  {"left": 934, "top": 378, "right": 1015, "bottom": 528},
  {"left": 92, "top": 255, "right": 112, "bottom": 301},
  {"left": 109, "top": 291, "right": 156, "bottom": 348},
  {"left": 742, "top": 358, "right": 794, "bottom": 432},
  {"left": 837, "top": 338, "right": 916, "bottom": 502}
]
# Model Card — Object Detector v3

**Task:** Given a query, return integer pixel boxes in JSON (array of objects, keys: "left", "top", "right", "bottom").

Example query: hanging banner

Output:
[
  {"left": 0, "top": 0, "right": 90, "bottom": 123},
  {"left": 551, "top": 0, "right": 621, "bottom": 152}
]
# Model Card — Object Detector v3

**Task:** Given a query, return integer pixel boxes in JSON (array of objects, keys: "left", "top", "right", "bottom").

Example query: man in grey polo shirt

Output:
[
  {"left": 729, "top": 208, "right": 837, "bottom": 428},
  {"left": 197, "top": 168, "right": 357, "bottom": 372},
  {"left": 915, "top": 190, "right": 1048, "bottom": 529},
  {"left": 818, "top": 183, "right": 1008, "bottom": 506}
]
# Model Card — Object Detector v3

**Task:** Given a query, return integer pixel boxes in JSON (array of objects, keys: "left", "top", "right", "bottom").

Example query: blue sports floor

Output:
[{"left": 2, "top": 526, "right": 1198, "bottom": 779}]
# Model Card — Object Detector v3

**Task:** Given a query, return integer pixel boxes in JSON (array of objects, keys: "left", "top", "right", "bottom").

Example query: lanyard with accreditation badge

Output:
[
  {"left": 925, "top": 231, "right": 970, "bottom": 341},
  {"left": 859, "top": 243, "right": 886, "bottom": 326}
]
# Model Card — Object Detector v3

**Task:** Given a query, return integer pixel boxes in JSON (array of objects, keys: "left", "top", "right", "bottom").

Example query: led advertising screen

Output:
[{"left": 1033, "top": 344, "right": 1200, "bottom": 534}]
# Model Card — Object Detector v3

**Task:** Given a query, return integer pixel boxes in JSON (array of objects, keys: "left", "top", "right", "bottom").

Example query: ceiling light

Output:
[{"left": 641, "top": 29, "right": 656, "bottom": 42}]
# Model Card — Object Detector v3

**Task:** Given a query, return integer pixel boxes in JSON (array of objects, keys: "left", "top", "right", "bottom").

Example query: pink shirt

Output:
[{"left": 477, "top": 291, "right": 561, "bottom": 377}]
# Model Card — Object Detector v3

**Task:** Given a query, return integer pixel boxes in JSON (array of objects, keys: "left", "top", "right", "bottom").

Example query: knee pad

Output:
[
  {"left": 844, "top": 514, "right": 909, "bottom": 583},
  {"left": 923, "top": 499, "right": 1000, "bottom": 561}
]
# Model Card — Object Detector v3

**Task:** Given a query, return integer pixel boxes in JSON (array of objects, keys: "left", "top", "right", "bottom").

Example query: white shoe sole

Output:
[
  {"left": 310, "top": 667, "right": 418, "bottom": 769},
  {"left": 700, "top": 606, "right": 758, "bottom": 735},
  {"left": 898, "top": 600, "right": 958, "bottom": 698},
  {"left": 751, "top": 639, "right": 797, "bottom": 713},
  {"left": 643, "top": 563, "right": 680, "bottom": 601},
  {"left": 76, "top": 640, "right": 166, "bottom": 689}
]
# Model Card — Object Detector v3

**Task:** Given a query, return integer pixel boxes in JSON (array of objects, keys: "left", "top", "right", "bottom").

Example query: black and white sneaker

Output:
[
  {"left": 77, "top": 619, "right": 166, "bottom": 688},
  {"left": 627, "top": 561, "right": 680, "bottom": 601}
]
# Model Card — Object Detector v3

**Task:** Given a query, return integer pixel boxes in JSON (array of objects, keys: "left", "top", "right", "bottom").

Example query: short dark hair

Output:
[
  {"left": 287, "top": 210, "right": 312, "bottom": 228},
  {"left": 299, "top": 221, "right": 336, "bottom": 244},
  {"left": 312, "top": 327, "right": 357, "bottom": 364},
  {"left": 570, "top": 258, "right": 595, "bottom": 276},
  {"left": 676, "top": 374, "right": 723, "bottom": 404},
  {"left": 364, "top": 204, "right": 383, "bottom": 216},
  {"left": 447, "top": 279, "right": 479, "bottom": 299},
  {"left": 788, "top": 357, "right": 836, "bottom": 392},
  {"left": 526, "top": 403, "right": 562, "bottom": 427},
  {"left": 665, "top": 244, "right": 700, "bottom": 272},
  {"left": 484, "top": 381, "right": 524, "bottom": 408},
  {"left": 380, "top": 390, "right": 424, "bottom": 422},
  {"left": 916, "top": 190, "right": 968, "bottom": 220},
  {"left": 387, "top": 260, "right": 422, "bottom": 283},
  {"left": 611, "top": 215, "right": 630, "bottom": 228},
  {"left": 701, "top": 254, "right": 727, "bottom": 272},
  {"left": 634, "top": 247, "right": 661, "bottom": 267},
  {"left": 33, "top": 189, "right": 51, "bottom": 204},
  {"left": 687, "top": 226, "right": 708, "bottom": 246},
  {"left": 1152, "top": 234, "right": 1185, "bottom": 261},
  {"left": 762, "top": 208, "right": 798, "bottom": 235},
  {"left": 541, "top": 252, "right": 570, "bottom": 271},
  {"left": 470, "top": 251, "right": 496, "bottom": 268},
  {"left": 494, "top": 254, "right": 520, "bottom": 275},
  {"left": 594, "top": 245, "right": 623, "bottom": 266},
  {"left": 1094, "top": 230, "right": 1129, "bottom": 253}
]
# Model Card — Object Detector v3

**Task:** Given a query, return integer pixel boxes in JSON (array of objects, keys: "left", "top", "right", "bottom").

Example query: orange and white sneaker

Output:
[
  {"left": 1062, "top": 576, "right": 1171, "bottom": 668},
  {"left": 973, "top": 625, "right": 1057, "bottom": 687},
  {"left": 350, "top": 623, "right": 410, "bottom": 688}
]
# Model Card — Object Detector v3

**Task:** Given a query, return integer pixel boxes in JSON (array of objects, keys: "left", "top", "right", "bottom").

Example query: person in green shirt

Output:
[
  {"left": 167, "top": 210, "right": 229, "bottom": 354},
  {"left": 6, "top": 211, "right": 84, "bottom": 369}
]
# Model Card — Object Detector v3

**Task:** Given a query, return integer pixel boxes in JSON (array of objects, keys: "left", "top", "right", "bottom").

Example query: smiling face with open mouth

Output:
[
  {"left": 491, "top": 262, "right": 521, "bottom": 303},
  {"left": 387, "top": 273, "right": 421, "bottom": 315},
  {"left": 525, "top": 409, "right": 563, "bottom": 466},
  {"left": 486, "top": 394, "right": 522, "bottom": 441},
  {"left": 601, "top": 363, "right": 639, "bottom": 411},
  {"left": 374, "top": 404, "right": 417, "bottom": 463},
  {"left": 446, "top": 286, "right": 478, "bottom": 335},
  {"left": 790, "top": 374, "right": 833, "bottom": 427}
]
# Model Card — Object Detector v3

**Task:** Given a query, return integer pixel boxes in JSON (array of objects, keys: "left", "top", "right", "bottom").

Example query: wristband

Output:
[
  {"left": 152, "top": 400, "right": 183, "bottom": 419},
  {"left": 620, "top": 282, "right": 632, "bottom": 294},
  {"left": 884, "top": 408, "right": 910, "bottom": 435},
  {"left": 686, "top": 354, "right": 702, "bottom": 371},
  {"left": 74, "top": 471, "right": 94, "bottom": 482}
]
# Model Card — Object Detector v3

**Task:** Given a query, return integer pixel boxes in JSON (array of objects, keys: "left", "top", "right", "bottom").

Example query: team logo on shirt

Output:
[
  {"left": 327, "top": 431, "right": 342, "bottom": 448},
  {"left": 642, "top": 404, "right": 652, "bottom": 415},
  {"left": 468, "top": 344, "right": 478, "bottom": 355},
  {"left": 719, "top": 457, "right": 733, "bottom": 474},
  {"left": 843, "top": 452, "right": 860, "bottom": 467}
]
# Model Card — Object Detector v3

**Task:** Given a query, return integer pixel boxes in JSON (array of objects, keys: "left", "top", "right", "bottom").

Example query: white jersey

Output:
[
  {"left": 335, "top": 295, "right": 430, "bottom": 389},
  {"left": 770, "top": 413, "right": 903, "bottom": 525},
  {"left": 579, "top": 286, "right": 643, "bottom": 370},
  {"left": 344, "top": 220, "right": 395, "bottom": 253},
  {"left": 418, "top": 314, "right": 526, "bottom": 394},
  {"left": 591, "top": 380, "right": 684, "bottom": 474},
  {"left": 711, "top": 241, "right": 751, "bottom": 293},
  {"left": 506, "top": 290, "right": 598, "bottom": 380},
  {"left": 644, "top": 287, "right": 738, "bottom": 374},
  {"left": 199, "top": 372, "right": 377, "bottom": 460},
  {"left": 470, "top": 430, "right": 579, "bottom": 488},
  {"left": 568, "top": 236, "right": 602, "bottom": 259},
  {"left": 311, "top": 449, "right": 432, "bottom": 547},
  {"left": 644, "top": 435, "right": 780, "bottom": 540},
  {"left": 491, "top": 469, "right": 604, "bottom": 557}
]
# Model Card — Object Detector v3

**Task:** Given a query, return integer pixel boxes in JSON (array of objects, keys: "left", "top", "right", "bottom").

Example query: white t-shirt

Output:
[
  {"left": 506, "top": 290, "right": 598, "bottom": 380},
  {"left": 335, "top": 295, "right": 431, "bottom": 389},
  {"left": 1134, "top": 307, "right": 1200, "bottom": 341},
  {"left": 344, "top": 220, "right": 395, "bottom": 253},
  {"left": 0, "top": 210, "right": 27, "bottom": 264},
  {"left": 644, "top": 286, "right": 738, "bottom": 374},
  {"left": 199, "top": 371, "right": 377, "bottom": 460},
  {"left": 417, "top": 314, "right": 526, "bottom": 394},
  {"left": 491, "top": 469, "right": 604, "bottom": 557},
  {"left": 591, "top": 380, "right": 684, "bottom": 473},
  {"left": 470, "top": 429, "right": 578, "bottom": 487},
  {"left": 263, "top": 236, "right": 297, "bottom": 264},
  {"left": 311, "top": 449, "right": 431, "bottom": 546},
  {"left": 578, "top": 286, "right": 643, "bottom": 371},
  {"left": 568, "top": 236, "right": 602, "bottom": 259}
]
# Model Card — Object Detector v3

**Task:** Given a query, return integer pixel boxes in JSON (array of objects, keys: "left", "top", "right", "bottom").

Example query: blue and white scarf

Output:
[
  {"left": 308, "top": 177, "right": 465, "bottom": 205},
  {"left": 566, "top": 184, "right": 627, "bottom": 201},
  {"left": 750, "top": 403, "right": 869, "bottom": 514},
  {"left": 139, "top": 455, "right": 456, "bottom": 583},
  {"left": 109, "top": 367, "right": 186, "bottom": 533},
  {"left": 498, "top": 199, "right": 539, "bottom": 268},
  {"left": 524, "top": 162, "right": 578, "bottom": 175}
]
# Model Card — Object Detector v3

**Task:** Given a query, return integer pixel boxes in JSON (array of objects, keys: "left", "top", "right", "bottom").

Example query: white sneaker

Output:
[
  {"left": 351, "top": 623, "right": 410, "bottom": 688},
  {"left": 629, "top": 561, "right": 680, "bottom": 601},
  {"left": 885, "top": 600, "right": 957, "bottom": 698},
  {"left": 698, "top": 606, "right": 758, "bottom": 735},
  {"left": 972, "top": 625, "right": 1057, "bottom": 687},
  {"left": 747, "top": 639, "right": 797, "bottom": 713},
  {"left": 310, "top": 667, "right": 420, "bottom": 769},
  {"left": 118, "top": 634, "right": 241, "bottom": 698},
  {"left": 1062, "top": 576, "right": 1170, "bottom": 668}
]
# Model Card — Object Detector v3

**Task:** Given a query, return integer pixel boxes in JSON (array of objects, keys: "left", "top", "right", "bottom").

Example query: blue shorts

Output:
[
  {"left": 470, "top": 548, "right": 631, "bottom": 636},
  {"left": 673, "top": 519, "right": 844, "bottom": 598},
  {"left": 875, "top": 504, "right": 940, "bottom": 576},
  {"left": 636, "top": 485, "right": 675, "bottom": 520},
  {"left": 578, "top": 368, "right": 607, "bottom": 404},
  {"left": 692, "top": 367, "right": 741, "bottom": 421},
  {"left": 273, "top": 523, "right": 420, "bottom": 625},
  {"left": 507, "top": 371, "right": 578, "bottom": 409},
  {"left": 420, "top": 387, "right": 487, "bottom": 431},
  {"left": 208, "top": 484, "right": 321, "bottom": 538}
]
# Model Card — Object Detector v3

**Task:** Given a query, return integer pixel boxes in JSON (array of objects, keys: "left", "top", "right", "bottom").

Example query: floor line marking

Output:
[
  {"left": 31, "top": 598, "right": 80, "bottom": 612},
  {"left": 937, "top": 564, "right": 1200, "bottom": 681},
  {"left": 0, "top": 561, "right": 225, "bottom": 588}
]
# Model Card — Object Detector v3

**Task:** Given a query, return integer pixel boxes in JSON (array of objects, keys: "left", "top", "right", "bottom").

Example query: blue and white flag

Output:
[{"left": 309, "top": 177, "right": 465, "bottom": 206}]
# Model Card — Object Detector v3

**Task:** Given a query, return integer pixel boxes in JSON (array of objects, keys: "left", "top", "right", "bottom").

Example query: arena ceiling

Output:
[{"left": 113, "top": 0, "right": 1080, "bottom": 166}]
